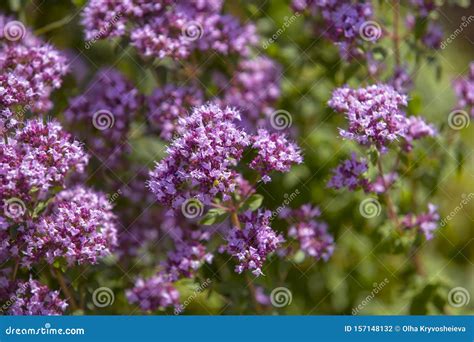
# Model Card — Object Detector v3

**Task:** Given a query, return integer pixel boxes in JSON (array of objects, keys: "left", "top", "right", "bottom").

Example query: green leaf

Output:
[
  {"left": 240, "top": 194, "right": 264, "bottom": 212},
  {"left": 199, "top": 208, "right": 228, "bottom": 225}
]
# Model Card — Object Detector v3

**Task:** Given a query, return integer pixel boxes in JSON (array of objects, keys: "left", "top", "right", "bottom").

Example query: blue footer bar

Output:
[{"left": 0, "top": 316, "right": 472, "bottom": 342}]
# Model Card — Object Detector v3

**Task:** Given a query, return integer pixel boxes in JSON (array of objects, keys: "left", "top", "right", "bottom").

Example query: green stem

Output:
[
  {"left": 377, "top": 159, "right": 400, "bottom": 230},
  {"left": 52, "top": 267, "right": 79, "bottom": 311},
  {"left": 11, "top": 258, "right": 20, "bottom": 281},
  {"left": 35, "top": 14, "right": 74, "bottom": 36}
]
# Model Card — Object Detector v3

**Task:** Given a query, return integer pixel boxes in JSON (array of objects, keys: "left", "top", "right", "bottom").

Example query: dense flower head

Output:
[
  {"left": 126, "top": 273, "right": 179, "bottom": 311},
  {"left": 20, "top": 186, "right": 117, "bottom": 267},
  {"left": 147, "top": 84, "right": 204, "bottom": 141},
  {"left": 0, "top": 15, "right": 68, "bottom": 119},
  {"left": 402, "top": 203, "right": 440, "bottom": 240},
  {"left": 453, "top": 62, "right": 474, "bottom": 117},
  {"left": 0, "top": 120, "right": 88, "bottom": 207},
  {"left": 65, "top": 68, "right": 141, "bottom": 167},
  {"left": 222, "top": 210, "right": 284, "bottom": 276},
  {"left": 327, "top": 153, "right": 369, "bottom": 191},
  {"left": 81, "top": 0, "right": 129, "bottom": 41},
  {"left": 281, "top": 204, "right": 335, "bottom": 261},
  {"left": 196, "top": 14, "right": 258, "bottom": 56},
  {"left": 249, "top": 129, "right": 303, "bottom": 183},
  {"left": 293, "top": 0, "right": 376, "bottom": 60},
  {"left": 148, "top": 103, "right": 250, "bottom": 209},
  {"left": 0, "top": 44, "right": 68, "bottom": 114},
  {"left": 368, "top": 172, "right": 398, "bottom": 194},
  {"left": 404, "top": 115, "right": 436, "bottom": 150},
  {"left": 1, "top": 278, "right": 67, "bottom": 315},
  {"left": 163, "top": 227, "right": 214, "bottom": 281},
  {"left": 81, "top": 0, "right": 255, "bottom": 60},
  {"left": 218, "top": 56, "right": 281, "bottom": 127},
  {"left": 328, "top": 84, "right": 409, "bottom": 151}
]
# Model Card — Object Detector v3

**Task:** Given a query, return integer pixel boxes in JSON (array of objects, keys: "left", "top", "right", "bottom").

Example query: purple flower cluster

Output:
[
  {"left": 250, "top": 129, "right": 303, "bottom": 183},
  {"left": 404, "top": 115, "right": 437, "bottom": 151},
  {"left": 422, "top": 22, "right": 443, "bottom": 50},
  {"left": 20, "top": 186, "right": 118, "bottom": 267},
  {"left": 327, "top": 153, "right": 369, "bottom": 191},
  {"left": 453, "top": 62, "right": 474, "bottom": 117},
  {"left": 0, "top": 120, "right": 88, "bottom": 209},
  {"left": 402, "top": 203, "right": 440, "bottom": 240},
  {"left": 329, "top": 84, "right": 436, "bottom": 152},
  {"left": 292, "top": 0, "right": 376, "bottom": 60},
  {"left": 328, "top": 84, "right": 407, "bottom": 149},
  {"left": 65, "top": 68, "right": 141, "bottom": 167},
  {"left": 221, "top": 210, "right": 284, "bottom": 276},
  {"left": 159, "top": 217, "right": 214, "bottom": 281},
  {"left": 281, "top": 204, "right": 335, "bottom": 261},
  {"left": 147, "top": 84, "right": 204, "bottom": 141},
  {"left": 163, "top": 234, "right": 214, "bottom": 281},
  {"left": 1, "top": 277, "right": 68, "bottom": 315},
  {"left": 81, "top": 0, "right": 257, "bottom": 60},
  {"left": 148, "top": 103, "right": 250, "bottom": 209},
  {"left": 405, "top": 14, "right": 443, "bottom": 50},
  {"left": 389, "top": 66, "right": 413, "bottom": 94},
  {"left": 126, "top": 274, "right": 180, "bottom": 312},
  {"left": 0, "top": 14, "right": 68, "bottom": 123},
  {"left": 217, "top": 56, "right": 282, "bottom": 127}
]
